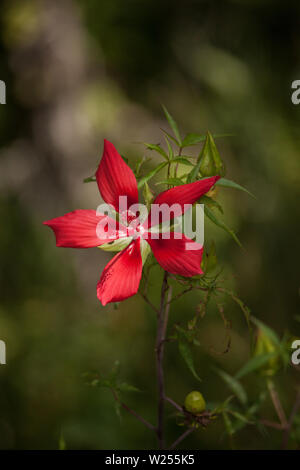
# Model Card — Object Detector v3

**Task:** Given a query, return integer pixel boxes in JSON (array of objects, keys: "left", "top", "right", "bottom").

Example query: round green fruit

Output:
[
  {"left": 184, "top": 391, "right": 206, "bottom": 414},
  {"left": 253, "top": 329, "right": 280, "bottom": 376}
]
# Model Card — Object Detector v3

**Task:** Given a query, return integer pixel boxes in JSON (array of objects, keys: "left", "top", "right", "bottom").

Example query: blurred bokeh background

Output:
[{"left": 0, "top": 0, "right": 299, "bottom": 449}]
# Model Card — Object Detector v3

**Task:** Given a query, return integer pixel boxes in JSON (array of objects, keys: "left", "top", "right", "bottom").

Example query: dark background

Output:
[{"left": 0, "top": 0, "right": 299, "bottom": 449}]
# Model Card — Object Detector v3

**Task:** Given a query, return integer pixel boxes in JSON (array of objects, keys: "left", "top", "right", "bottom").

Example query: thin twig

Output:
[
  {"left": 174, "top": 147, "right": 182, "bottom": 178},
  {"left": 165, "top": 396, "right": 183, "bottom": 413},
  {"left": 139, "top": 291, "right": 159, "bottom": 315},
  {"left": 111, "top": 389, "right": 155, "bottom": 431},
  {"left": 169, "top": 428, "right": 195, "bottom": 450}
]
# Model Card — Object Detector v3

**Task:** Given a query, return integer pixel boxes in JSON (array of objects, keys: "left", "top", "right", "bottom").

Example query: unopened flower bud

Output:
[{"left": 198, "top": 131, "right": 225, "bottom": 177}]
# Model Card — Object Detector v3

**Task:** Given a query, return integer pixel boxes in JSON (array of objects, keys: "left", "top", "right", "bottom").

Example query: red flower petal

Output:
[
  {"left": 146, "top": 232, "right": 203, "bottom": 276},
  {"left": 44, "top": 210, "right": 127, "bottom": 248},
  {"left": 97, "top": 238, "right": 142, "bottom": 305},
  {"left": 145, "top": 176, "right": 220, "bottom": 227},
  {"left": 96, "top": 139, "right": 139, "bottom": 213}
]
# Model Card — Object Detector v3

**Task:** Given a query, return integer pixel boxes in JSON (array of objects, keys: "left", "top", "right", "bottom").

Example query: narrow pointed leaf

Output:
[
  {"left": 186, "top": 158, "right": 204, "bottom": 183},
  {"left": 171, "top": 157, "right": 193, "bottom": 166},
  {"left": 204, "top": 206, "right": 242, "bottom": 248},
  {"left": 164, "top": 136, "right": 174, "bottom": 160}
]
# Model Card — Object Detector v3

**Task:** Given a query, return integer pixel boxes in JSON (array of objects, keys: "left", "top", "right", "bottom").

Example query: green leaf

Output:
[
  {"left": 222, "top": 411, "right": 234, "bottom": 436},
  {"left": 164, "top": 136, "right": 174, "bottom": 160},
  {"left": 185, "top": 131, "right": 226, "bottom": 182},
  {"left": 182, "top": 133, "right": 234, "bottom": 148},
  {"left": 156, "top": 178, "right": 184, "bottom": 186},
  {"left": 175, "top": 325, "right": 194, "bottom": 342},
  {"left": 83, "top": 175, "right": 96, "bottom": 183},
  {"left": 135, "top": 156, "right": 149, "bottom": 177},
  {"left": 109, "top": 360, "right": 121, "bottom": 384},
  {"left": 137, "top": 162, "right": 167, "bottom": 188},
  {"left": 216, "top": 178, "right": 255, "bottom": 198},
  {"left": 229, "top": 410, "right": 253, "bottom": 424},
  {"left": 178, "top": 337, "right": 201, "bottom": 382},
  {"left": 204, "top": 206, "right": 242, "bottom": 248},
  {"left": 114, "top": 397, "right": 122, "bottom": 422},
  {"left": 213, "top": 395, "right": 235, "bottom": 414},
  {"left": 121, "top": 155, "right": 128, "bottom": 164},
  {"left": 162, "top": 105, "right": 182, "bottom": 145},
  {"left": 203, "top": 241, "right": 218, "bottom": 273},
  {"left": 59, "top": 432, "right": 66, "bottom": 450},
  {"left": 98, "top": 237, "right": 132, "bottom": 252},
  {"left": 142, "top": 181, "right": 154, "bottom": 209},
  {"left": 198, "top": 131, "right": 225, "bottom": 177},
  {"left": 235, "top": 353, "right": 276, "bottom": 379},
  {"left": 143, "top": 142, "right": 169, "bottom": 161},
  {"left": 186, "top": 156, "right": 204, "bottom": 183},
  {"left": 214, "top": 368, "right": 247, "bottom": 405}
]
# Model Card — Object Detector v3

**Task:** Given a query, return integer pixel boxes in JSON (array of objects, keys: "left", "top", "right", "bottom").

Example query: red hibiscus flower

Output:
[{"left": 44, "top": 140, "right": 219, "bottom": 305}]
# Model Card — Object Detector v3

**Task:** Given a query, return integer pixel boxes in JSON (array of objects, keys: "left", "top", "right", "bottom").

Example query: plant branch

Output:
[
  {"left": 169, "top": 428, "right": 195, "bottom": 450},
  {"left": 267, "top": 379, "right": 288, "bottom": 428},
  {"left": 155, "top": 271, "right": 171, "bottom": 449}
]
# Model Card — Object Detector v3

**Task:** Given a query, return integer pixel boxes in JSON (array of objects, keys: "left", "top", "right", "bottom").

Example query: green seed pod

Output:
[
  {"left": 253, "top": 329, "right": 280, "bottom": 376},
  {"left": 142, "top": 181, "right": 154, "bottom": 210},
  {"left": 184, "top": 391, "right": 206, "bottom": 414}
]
